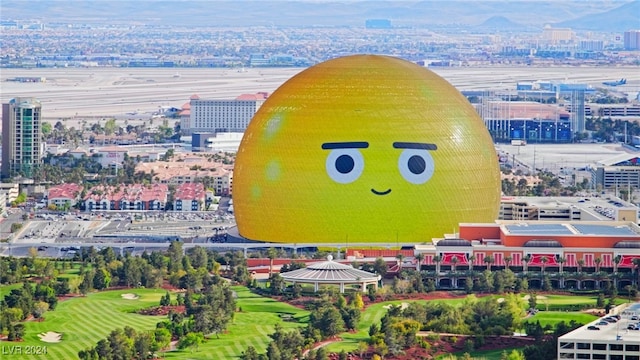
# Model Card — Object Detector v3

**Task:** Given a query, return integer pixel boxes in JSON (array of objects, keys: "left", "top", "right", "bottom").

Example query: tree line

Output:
[
  {"left": 0, "top": 242, "right": 251, "bottom": 342},
  {"left": 240, "top": 290, "right": 364, "bottom": 360},
  {"left": 78, "top": 281, "right": 236, "bottom": 359}
]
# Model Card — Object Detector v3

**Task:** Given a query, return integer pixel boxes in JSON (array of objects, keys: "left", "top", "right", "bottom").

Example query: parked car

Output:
[{"left": 587, "top": 326, "right": 600, "bottom": 330}]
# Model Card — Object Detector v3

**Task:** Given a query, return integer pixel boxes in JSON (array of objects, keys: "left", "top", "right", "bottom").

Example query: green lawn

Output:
[
  {"left": 1, "top": 284, "right": 626, "bottom": 360},
  {"left": 325, "top": 293, "right": 611, "bottom": 354},
  {"left": 325, "top": 299, "right": 425, "bottom": 353},
  {"left": 528, "top": 294, "right": 627, "bottom": 311},
  {"left": 163, "top": 286, "right": 310, "bottom": 359},
  {"left": 2, "top": 285, "right": 310, "bottom": 360},
  {"left": 524, "top": 311, "right": 598, "bottom": 329},
  {"left": 0, "top": 282, "right": 22, "bottom": 297},
  {"left": 14, "top": 288, "right": 167, "bottom": 360},
  {"left": 436, "top": 348, "right": 523, "bottom": 360}
]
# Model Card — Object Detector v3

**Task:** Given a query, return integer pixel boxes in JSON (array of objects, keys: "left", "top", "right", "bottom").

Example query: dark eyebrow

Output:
[
  {"left": 322, "top": 142, "right": 369, "bottom": 150},
  {"left": 393, "top": 142, "right": 437, "bottom": 150}
]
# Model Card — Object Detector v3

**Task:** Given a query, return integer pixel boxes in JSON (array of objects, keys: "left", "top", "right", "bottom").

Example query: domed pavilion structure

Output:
[{"left": 280, "top": 255, "right": 380, "bottom": 293}]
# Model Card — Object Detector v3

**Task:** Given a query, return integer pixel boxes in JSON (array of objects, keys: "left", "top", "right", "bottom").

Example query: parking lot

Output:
[{"left": 3, "top": 209, "right": 236, "bottom": 258}]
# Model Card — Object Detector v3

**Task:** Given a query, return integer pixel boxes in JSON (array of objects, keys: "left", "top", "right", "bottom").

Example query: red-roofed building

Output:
[
  {"left": 410, "top": 220, "right": 640, "bottom": 290},
  {"left": 83, "top": 184, "right": 168, "bottom": 211},
  {"left": 46, "top": 183, "right": 83, "bottom": 209},
  {"left": 135, "top": 154, "right": 233, "bottom": 195},
  {"left": 179, "top": 102, "right": 191, "bottom": 131},
  {"left": 235, "top": 92, "right": 269, "bottom": 101},
  {"left": 173, "top": 183, "right": 206, "bottom": 211}
]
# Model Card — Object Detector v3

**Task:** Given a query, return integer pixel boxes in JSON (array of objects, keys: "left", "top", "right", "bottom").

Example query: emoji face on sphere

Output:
[{"left": 234, "top": 55, "right": 500, "bottom": 244}]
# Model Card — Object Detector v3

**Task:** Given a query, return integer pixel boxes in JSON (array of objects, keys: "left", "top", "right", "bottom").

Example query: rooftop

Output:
[
  {"left": 559, "top": 303, "right": 640, "bottom": 343},
  {"left": 502, "top": 221, "right": 640, "bottom": 237},
  {"left": 280, "top": 256, "right": 379, "bottom": 283}
]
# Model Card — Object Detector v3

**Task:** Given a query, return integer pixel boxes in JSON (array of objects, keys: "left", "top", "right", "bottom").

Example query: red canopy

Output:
[
  {"left": 441, "top": 253, "right": 468, "bottom": 266},
  {"left": 528, "top": 254, "right": 558, "bottom": 266},
  {"left": 619, "top": 255, "right": 640, "bottom": 268}
]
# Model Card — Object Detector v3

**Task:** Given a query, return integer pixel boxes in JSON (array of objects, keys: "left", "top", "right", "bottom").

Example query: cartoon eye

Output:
[
  {"left": 398, "top": 149, "right": 434, "bottom": 184},
  {"left": 325, "top": 148, "right": 364, "bottom": 184}
]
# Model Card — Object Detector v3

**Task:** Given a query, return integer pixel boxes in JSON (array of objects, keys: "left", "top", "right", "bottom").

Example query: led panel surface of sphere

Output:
[{"left": 234, "top": 55, "right": 500, "bottom": 244}]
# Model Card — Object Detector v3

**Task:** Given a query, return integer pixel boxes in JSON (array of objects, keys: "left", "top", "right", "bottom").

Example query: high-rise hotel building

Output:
[
  {"left": 1, "top": 97, "right": 43, "bottom": 179},
  {"left": 624, "top": 30, "right": 640, "bottom": 50},
  {"left": 184, "top": 93, "right": 267, "bottom": 135}
]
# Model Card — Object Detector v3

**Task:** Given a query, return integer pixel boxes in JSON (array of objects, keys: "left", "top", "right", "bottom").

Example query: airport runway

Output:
[
  {"left": 2, "top": 65, "right": 639, "bottom": 120},
  {"left": 495, "top": 142, "right": 636, "bottom": 174}
]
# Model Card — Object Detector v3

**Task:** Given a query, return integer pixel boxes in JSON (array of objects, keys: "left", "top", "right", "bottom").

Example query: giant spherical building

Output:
[{"left": 234, "top": 55, "right": 500, "bottom": 244}]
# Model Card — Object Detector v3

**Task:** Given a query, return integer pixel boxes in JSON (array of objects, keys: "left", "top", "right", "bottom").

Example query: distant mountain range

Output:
[
  {"left": 556, "top": 1, "right": 640, "bottom": 31},
  {"left": 2, "top": 0, "right": 638, "bottom": 31}
]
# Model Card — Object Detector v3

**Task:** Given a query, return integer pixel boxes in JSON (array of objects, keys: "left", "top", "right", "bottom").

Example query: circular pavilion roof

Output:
[{"left": 281, "top": 256, "right": 380, "bottom": 283}]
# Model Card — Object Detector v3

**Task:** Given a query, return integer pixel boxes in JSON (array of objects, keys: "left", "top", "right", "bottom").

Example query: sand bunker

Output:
[
  {"left": 38, "top": 331, "right": 62, "bottom": 343},
  {"left": 121, "top": 293, "right": 139, "bottom": 300},
  {"left": 383, "top": 302, "right": 409, "bottom": 310},
  {"left": 522, "top": 295, "right": 548, "bottom": 300}
]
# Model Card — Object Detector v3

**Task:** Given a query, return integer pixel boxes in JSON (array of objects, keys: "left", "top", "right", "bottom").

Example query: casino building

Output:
[{"left": 413, "top": 221, "right": 640, "bottom": 289}]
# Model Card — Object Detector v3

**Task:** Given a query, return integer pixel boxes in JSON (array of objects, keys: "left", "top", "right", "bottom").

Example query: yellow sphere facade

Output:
[{"left": 234, "top": 55, "right": 500, "bottom": 244}]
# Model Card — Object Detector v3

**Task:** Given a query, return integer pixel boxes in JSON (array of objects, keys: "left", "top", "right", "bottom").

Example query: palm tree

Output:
[
  {"left": 451, "top": 256, "right": 459, "bottom": 273},
  {"left": 450, "top": 256, "right": 459, "bottom": 289},
  {"left": 395, "top": 253, "right": 405, "bottom": 272},
  {"left": 414, "top": 253, "right": 425, "bottom": 272},
  {"left": 433, "top": 255, "right": 442, "bottom": 288},
  {"left": 577, "top": 259, "right": 585, "bottom": 274},
  {"left": 595, "top": 257, "right": 602, "bottom": 273},
  {"left": 468, "top": 255, "right": 476, "bottom": 272},
  {"left": 504, "top": 256, "right": 512, "bottom": 271},
  {"left": 267, "top": 247, "right": 277, "bottom": 277},
  {"left": 613, "top": 255, "right": 622, "bottom": 274},
  {"left": 433, "top": 255, "right": 442, "bottom": 274},
  {"left": 633, "top": 258, "right": 640, "bottom": 288},
  {"left": 484, "top": 255, "right": 494, "bottom": 271},
  {"left": 540, "top": 256, "right": 548, "bottom": 275},
  {"left": 522, "top": 255, "right": 531, "bottom": 274},
  {"left": 625, "top": 285, "right": 633, "bottom": 303},
  {"left": 557, "top": 257, "right": 566, "bottom": 274}
]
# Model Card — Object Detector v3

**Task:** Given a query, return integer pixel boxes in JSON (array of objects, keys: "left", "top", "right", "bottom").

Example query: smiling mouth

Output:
[{"left": 371, "top": 188, "right": 392, "bottom": 196}]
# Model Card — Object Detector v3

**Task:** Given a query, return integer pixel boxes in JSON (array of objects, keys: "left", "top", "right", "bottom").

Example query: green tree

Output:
[
  {"left": 104, "top": 118, "right": 117, "bottom": 135},
  {"left": 501, "top": 349, "right": 526, "bottom": 360},
  {"left": 41, "top": 122, "right": 52, "bottom": 136},
  {"left": 160, "top": 291, "right": 171, "bottom": 306},
  {"left": 177, "top": 332, "right": 204, "bottom": 352},
  {"left": 352, "top": 292, "right": 364, "bottom": 310},
  {"left": 134, "top": 332, "right": 152, "bottom": 360},
  {"left": 310, "top": 305, "right": 345, "bottom": 338},
  {"left": 154, "top": 328, "right": 171, "bottom": 352},
  {"left": 32, "top": 301, "right": 49, "bottom": 319},
  {"left": 373, "top": 257, "right": 388, "bottom": 278},
  {"left": 358, "top": 341, "right": 369, "bottom": 358},
  {"left": 269, "top": 273, "right": 285, "bottom": 295},
  {"left": 414, "top": 253, "right": 425, "bottom": 271},
  {"left": 93, "top": 268, "right": 111, "bottom": 290},
  {"left": 241, "top": 346, "right": 260, "bottom": 360}
]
